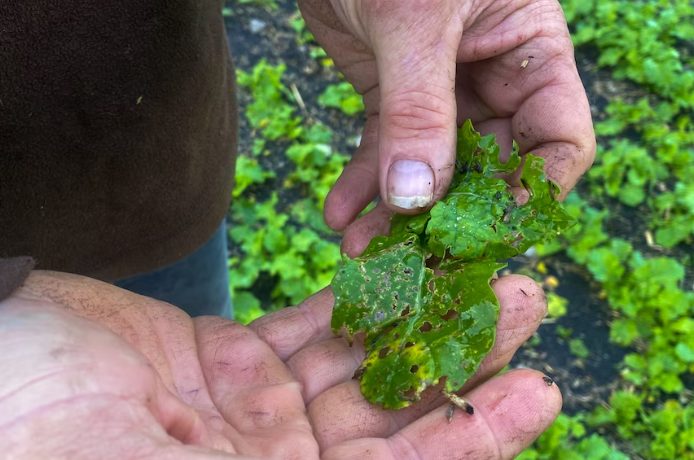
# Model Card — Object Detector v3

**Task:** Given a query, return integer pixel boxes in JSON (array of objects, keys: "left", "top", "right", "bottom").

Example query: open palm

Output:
[{"left": 1, "top": 271, "right": 560, "bottom": 459}]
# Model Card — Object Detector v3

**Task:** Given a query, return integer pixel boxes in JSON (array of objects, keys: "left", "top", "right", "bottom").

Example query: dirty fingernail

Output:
[{"left": 387, "top": 160, "right": 434, "bottom": 209}]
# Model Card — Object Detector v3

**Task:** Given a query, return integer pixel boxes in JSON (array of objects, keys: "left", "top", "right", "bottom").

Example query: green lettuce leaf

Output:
[{"left": 331, "top": 119, "right": 574, "bottom": 409}]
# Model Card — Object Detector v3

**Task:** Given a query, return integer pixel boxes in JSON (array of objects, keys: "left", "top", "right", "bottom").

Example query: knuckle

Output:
[{"left": 382, "top": 90, "right": 453, "bottom": 139}]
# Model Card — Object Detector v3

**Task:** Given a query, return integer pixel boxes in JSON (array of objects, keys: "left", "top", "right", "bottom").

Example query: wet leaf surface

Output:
[{"left": 332, "top": 120, "right": 574, "bottom": 409}]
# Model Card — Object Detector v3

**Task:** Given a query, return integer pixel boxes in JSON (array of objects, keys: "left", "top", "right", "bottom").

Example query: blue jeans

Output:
[{"left": 115, "top": 222, "right": 232, "bottom": 318}]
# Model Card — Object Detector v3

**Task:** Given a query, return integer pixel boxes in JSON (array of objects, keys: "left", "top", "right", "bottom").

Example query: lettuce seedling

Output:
[{"left": 331, "top": 120, "right": 574, "bottom": 409}]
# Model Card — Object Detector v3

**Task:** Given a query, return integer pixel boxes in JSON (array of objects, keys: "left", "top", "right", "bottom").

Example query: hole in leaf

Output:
[
  {"left": 403, "top": 267, "right": 413, "bottom": 275},
  {"left": 378, "top": 347, "right": 391, "bottom": 358},
  {"left": 381, "top": 321, "right": 399, "bottom": 335},
  {"left": 441, "top": 309, "right": 458, "bottom": 321},
  {"left": 419, "top": 321, "right": 433, "bottom": 333},
  {"left": 400, "top": 307, "right": 410, "bottom": 317},
  {"left": 410, "top": 365, "right": 419, "bottom": 373},
  {"left": 404, "top": 341, "right": 415, "bottom": 348},
  {"left": 353, "top": 367, "right": 365, "bottom": 379}
]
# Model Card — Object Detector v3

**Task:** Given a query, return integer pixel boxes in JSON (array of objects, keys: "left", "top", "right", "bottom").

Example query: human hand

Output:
[
  {"left": 299, "top": 0, "right": 595, "bottom": 255},
  {"left": 1, "top": 271, "right": 560, "bottom": 459}
]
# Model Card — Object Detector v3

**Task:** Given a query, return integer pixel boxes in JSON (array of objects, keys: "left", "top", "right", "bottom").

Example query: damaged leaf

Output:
[{"left": 331, "top": 120, "right": 574, "bottom": 409}]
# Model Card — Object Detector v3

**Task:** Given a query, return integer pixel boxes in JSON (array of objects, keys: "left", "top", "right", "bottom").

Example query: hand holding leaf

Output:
[{"left": 332, "top": 121, "right": 573, "bottom": 409}]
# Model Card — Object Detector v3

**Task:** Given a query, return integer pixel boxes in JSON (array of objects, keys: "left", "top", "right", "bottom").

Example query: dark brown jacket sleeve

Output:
[{"left": 0, "top": 0, "right": 238, "bottom": 281}]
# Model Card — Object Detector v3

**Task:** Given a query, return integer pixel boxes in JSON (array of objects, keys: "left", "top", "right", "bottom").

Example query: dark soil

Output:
[
  {"left": 223, "top": 2, "right": 667, "bottom": 415},
  {"left": 508, "top": 255, "right": 627, "bottom": 413}
]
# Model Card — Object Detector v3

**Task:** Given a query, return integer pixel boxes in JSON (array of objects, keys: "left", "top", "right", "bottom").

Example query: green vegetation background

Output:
[{"left": 225, "top": 1, "right": 693, "bottom": 458}]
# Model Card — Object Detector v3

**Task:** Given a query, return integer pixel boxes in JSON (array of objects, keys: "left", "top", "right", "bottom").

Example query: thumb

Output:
[{"left": 364, "top": 2, "right": 464, "bottom": 211}]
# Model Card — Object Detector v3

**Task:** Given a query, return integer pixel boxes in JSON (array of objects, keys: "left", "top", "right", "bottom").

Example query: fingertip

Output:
[
  {"left": 380, "top": 369, "right": 562, "bottom": 460},
  {"left": 385, "top": 159, "right": 435, "bottom": 211},
  {"left": 340, "top": 203, "right": 392, "bottom": 258},
  {"left": 522, "top": 139, "right": 596, "bottom": 201},
  {"left": 493, "top": 275, "right": 547, "bottom": 328},
  {"left": 499, "top": 368, "right": 563, "bottom": 413},
  {"left": 249, "top": 288, "right": 335, "bottom": 360},
  {"left": 467, "top": 368, "right": 562, "bottom": 458},
  {"left": 324, "top": 171, "right": 377, "bottom": 232},
  {"left": 380, "top": 152, "right": 458, "bottom": 215},
  {"left": 340, "top": 233, "right": 367, "bottom": 259},
  {"left": 324, "top": 195, "right": 350, "bottom": 233}
]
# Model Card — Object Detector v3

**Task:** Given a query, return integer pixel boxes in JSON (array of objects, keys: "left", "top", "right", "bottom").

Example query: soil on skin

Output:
[{"left": 224, "top": 1, "right": 685, "bottom": 416}]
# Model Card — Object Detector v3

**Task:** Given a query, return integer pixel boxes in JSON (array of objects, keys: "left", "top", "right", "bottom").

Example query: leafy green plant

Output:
[
  {"left": 562, "top": 0, "right": 694, "bottom": 252},
  {"left": 229, "top": 193, "right": 342, "bottom": 317},
  {"left": 651, "top": 180, "right": 694, "bottom": 247},
  {"left": 565, "top": 0, "right": 694, "bottom": 107},
  {"left": 586, "top": 394, "right": 694, "bottom": 459},
  {"left": 518, "top": 413, "right": 629, "bottom": 460},
  {"left": 546, "top": 292, "right": 569, "bottom": 318},
  {"left": 318, "top": 82, "right": 364, "bottom": 116},
  {"left": 232, "top": 59, "right": 347, "bottom": 321},
  {"left": 588, "top": 140, "right": 668, "bottom": 206},
  {"left": 236, "top": 59, "right": 302, "bottom": 142},
  {"left": 288, "top": 12, "right": 330, "bottom": 62},
  {"left": 331, "top": 121, "right": 573, "bottom": 408},
  {"left": 232, "top": 155, "right": 276, "bottom": 198},
  {"left": 283, "top": 123, "right": 349, "bottom": 203},
  {"left": 568, "top": 338, "right": 590, "bottom": 359},
  {"left": 586, "top": 241, "right": 694, "bottom": 392}
]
